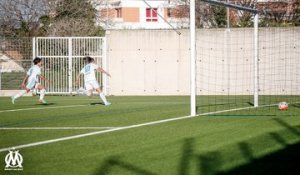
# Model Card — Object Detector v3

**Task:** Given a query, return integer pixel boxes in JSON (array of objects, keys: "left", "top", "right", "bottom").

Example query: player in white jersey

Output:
[
  {"left": 76, "top": 56, "right": 111, "bottom": 106},
  {"left": 11, "top": 57, "right": 49, "bottom": 104}
]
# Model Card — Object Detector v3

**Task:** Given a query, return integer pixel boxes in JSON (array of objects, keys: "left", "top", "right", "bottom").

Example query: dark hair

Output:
[
  {"left": 33, "top": 57, "right": 42, "bottom": 65},
  {"left": 84, "top": 56, "right": 94, "bottom": 63}
]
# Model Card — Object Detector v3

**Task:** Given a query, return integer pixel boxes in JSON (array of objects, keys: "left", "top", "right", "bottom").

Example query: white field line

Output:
[
  {"left": 0, "top": 104, "right": 88, "bottom": 113},
  {"left": 0, "top": 115, "right": 192, "bottom": 153},
  {"left": 0, "top": 102, "right": 187, "bottom": 114},
  {"left": 0, "top": 103, "right": 280, "bottom": 153},
  {"left": 198, "top": 103, "right": 278, "bottom": 115},
  {"left": 0, "top": 127, "right": 119, "bottom": 130}
]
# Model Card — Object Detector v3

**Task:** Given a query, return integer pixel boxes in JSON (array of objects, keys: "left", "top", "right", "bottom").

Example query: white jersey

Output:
[
  {"left": 27, "top": 65, "right": 41, "bottom": 83},
  {"left": 80, "top": 63, "right": 98, "bottom": 83}
]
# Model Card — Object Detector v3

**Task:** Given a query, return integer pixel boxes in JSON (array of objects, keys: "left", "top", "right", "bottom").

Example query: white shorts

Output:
[
  {"left": 26, "top": 79, "right": 40, "bottom": 90},
  {"left": 85, "top": 80, "right": 100, "bottom": 91}
]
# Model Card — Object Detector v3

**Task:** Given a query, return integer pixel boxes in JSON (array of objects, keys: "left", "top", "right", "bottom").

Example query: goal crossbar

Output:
[{"left": 201, "top": 0, "right": 258, "bottom": 14}]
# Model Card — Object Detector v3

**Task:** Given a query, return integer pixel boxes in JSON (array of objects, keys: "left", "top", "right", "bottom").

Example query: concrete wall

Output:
[{"left": 106, "top": 28, "right": 300, "bottom": 95}]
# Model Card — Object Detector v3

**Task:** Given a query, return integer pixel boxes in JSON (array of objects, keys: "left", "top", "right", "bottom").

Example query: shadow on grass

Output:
[
  {"left": 247, "top": 102, "right": 254, "bottom": 106},
  {"left": 203, "top": 118, "right": 300, "bottom": 175},
  {"left": 273, "top": 118, "right": 300, "bottom": 136},
  {"left": 196, "top": 103, "right": 237, "bottom": 108},
  {"left": 93, "top": 118, "right": 300, "bottom": 175},
  {"left": 196, "top": 101, "right": 257, "bottom": 114},
  {"left": 292, "top": 103, "right": 300, "bottom": 108},
  {"left": 216, "top": 141, "right": 300, "bottom": 175},
  {"left": 178, "top": 138, "right": 195, "bottom": 175},
  {"left": 94, "top": 156, "right": 156, "bottom": 175},
  {"left": 35, "top": 103, "right": 55, "bottom": 106},
  {"left": 90, "top": 102, "right": 105, "bottom": 106}
]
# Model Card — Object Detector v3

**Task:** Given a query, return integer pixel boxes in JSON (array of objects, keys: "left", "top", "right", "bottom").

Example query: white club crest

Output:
[{"left": 5, "top": 148, "right": 23, "bottom": 171}]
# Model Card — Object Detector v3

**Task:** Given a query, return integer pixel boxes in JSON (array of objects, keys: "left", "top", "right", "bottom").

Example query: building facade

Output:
[{"left": 97, "top": 0, "right": 189, "bottom": 29}]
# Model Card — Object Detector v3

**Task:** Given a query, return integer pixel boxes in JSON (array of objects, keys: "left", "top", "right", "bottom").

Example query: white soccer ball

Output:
[
  {"left": 278, "top": 101, "right": 288, "bottom": 110},
  {"left": 76, "top": 87, "right": 85, "bottom": 95}
]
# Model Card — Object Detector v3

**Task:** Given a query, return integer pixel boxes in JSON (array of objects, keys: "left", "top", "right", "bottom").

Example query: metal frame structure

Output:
[
  {"left": 33, "top": 37, "right": 107, "bottom": 95},
  {"left": 190, "top": 0, "right": 259, "bottom": 116}
]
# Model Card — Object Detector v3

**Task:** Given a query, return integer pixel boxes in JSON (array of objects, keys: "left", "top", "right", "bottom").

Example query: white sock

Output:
[
  {"left": 99, "top": 92, "right": 108, "bottom": 104},
  {"left": 14, "top": 90, "right": 27, "bottom": 99},
  {"left": 39, "top": 89, "right": 45, "bottom": 100}
]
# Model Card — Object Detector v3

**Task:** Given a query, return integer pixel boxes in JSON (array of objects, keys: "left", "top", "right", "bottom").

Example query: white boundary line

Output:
[
  {"left": 0, "top": 102, "right": 187, "bottom": 113},
  {"left": 0, "top": 127, "right": 119, "bottom": 130},
  {"left": 0, "top": 104, "right": 88, "bottom": 113},
  {"left": 0, "top": 115, "right": 192, "bottom": 153},
  {"left": 0, "top": 103, "right": 279, "bottom": 153}
]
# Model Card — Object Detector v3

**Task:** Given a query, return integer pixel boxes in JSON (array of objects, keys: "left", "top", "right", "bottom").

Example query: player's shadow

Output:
[
  {"left": 90, "top": 102, "right": 105, "bottom": 106},
  {"left": 35, "top": 103, "right": 55, "bottom": 106}
]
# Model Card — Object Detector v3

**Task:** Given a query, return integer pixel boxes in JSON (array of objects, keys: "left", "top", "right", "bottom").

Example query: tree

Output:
[
  {"left": 211, "top": 5, "right": 227, "bottom": 28},
  {"left": 173, "top": 0, "right": 227, "bottom": 28},
  {"left": 0, "top": 0, "right": 50, "bottom": 37},
  {"left": 231, "top": 0, "right": 256, "bottom": 27},
  {"left": 227, "top": 0, "right": 299, "bottom": 27},
  {"left": 258, "top": 0, "right": 300, "bottom": 27},
  {"left": 293, "top": 0, "right": 300, "bottom": 26},
  {"left": 0, "top": 0, "right": 105, "bottom": 37},
  {"left": 45, "top": 0, "right": 104, "bottom": 36}
]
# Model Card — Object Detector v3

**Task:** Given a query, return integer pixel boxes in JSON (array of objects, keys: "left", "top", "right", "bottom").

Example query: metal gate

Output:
[{"left": 33, "top": 37, "right": 107, "bottom": 95}]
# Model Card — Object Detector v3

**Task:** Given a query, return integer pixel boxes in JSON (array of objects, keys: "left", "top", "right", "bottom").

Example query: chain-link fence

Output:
[{"left": 0, "top": 37, "right": 32, "bottom": 90}]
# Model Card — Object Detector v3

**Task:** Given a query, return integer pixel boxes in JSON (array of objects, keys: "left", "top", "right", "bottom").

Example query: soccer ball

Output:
[
  {"left": 76, "top": 87, "right": 86, "bottom": 96},
  {"left": 278, "top": 101, "right": 288, "bottom": 110},
  {"left": 32, "top": 89, "right": 37, "bottom": 96}
]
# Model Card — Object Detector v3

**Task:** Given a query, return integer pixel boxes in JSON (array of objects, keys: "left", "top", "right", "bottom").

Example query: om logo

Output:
[{"left": 5, "top": 148, "right": 23, "bottom": 171}]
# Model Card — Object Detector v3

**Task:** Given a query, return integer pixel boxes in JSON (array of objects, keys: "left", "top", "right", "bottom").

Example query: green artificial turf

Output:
[{"left": 0, "top": 96, "right": 299, "bottom": 175}]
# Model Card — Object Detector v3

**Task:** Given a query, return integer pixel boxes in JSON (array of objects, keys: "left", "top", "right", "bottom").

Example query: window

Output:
[
  {"left": 146, "top": 8, "right": 158, "bottom": 22},
  {"left": 116, "top": 8, "right": 122, "bottom": 18},
  {"left": 167, "top": 8, "right": 171, "bottom": 18}
]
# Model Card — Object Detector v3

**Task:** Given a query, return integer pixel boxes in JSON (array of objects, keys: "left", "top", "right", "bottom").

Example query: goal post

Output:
[
  {"left": 190, "top": 0, "right": 259, "bottom": 116},
  {"left": 253, "top": 13, "right": 259, "bottom": 107},
  {"left": 191, "top": 0, "right": 300, "bottom": 116},
  {"left": 190, "top": 0, "right": 196, "bottom": 116}
]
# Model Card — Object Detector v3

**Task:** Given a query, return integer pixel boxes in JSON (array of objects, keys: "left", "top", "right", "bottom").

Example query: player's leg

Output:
[
  {"left": 96, "top": 88, "right": 110, "bottom": 106},
  {"left": 36, "top": 84, "right": 47, "bottom": 104},
  {"left": 85, "top": 82, "right": 93, "bottom": 97},
  {"left": 11, "top": 80, "right": 33, "bottom": 104},
  {"left": 93, "top": 81, "right": 110, "bottom": 106}
]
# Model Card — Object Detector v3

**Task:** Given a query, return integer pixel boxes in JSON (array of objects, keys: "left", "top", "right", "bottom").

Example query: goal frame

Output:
[{"left": 190, "top": 0, "right": 259, "bottom": 116}]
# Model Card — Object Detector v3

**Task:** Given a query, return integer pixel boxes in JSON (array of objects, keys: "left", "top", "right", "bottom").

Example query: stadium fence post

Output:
[{"left": 68, "top": 38, "right": 73, "bottom": 94}]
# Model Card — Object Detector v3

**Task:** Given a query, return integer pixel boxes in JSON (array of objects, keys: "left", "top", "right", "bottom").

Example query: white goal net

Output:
[{"left": 193, "top": 1, "right": 300, "bottom": 116}]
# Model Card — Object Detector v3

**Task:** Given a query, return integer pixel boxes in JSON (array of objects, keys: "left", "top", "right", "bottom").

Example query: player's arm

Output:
[
  {"left": 97, "top": 67, "right": 111, "bottom": 77},
  {"left": 39, "top": 75, "right": 51, "bottom": 84},
  {"left": 21, "top": 75, "right": 29, "bottom": 89},
  {"left": 75, "top": 73, "right": 82, "bottom": 85},
  {"left": 76, "top": 68, "right": 85, "bottom": 86}
]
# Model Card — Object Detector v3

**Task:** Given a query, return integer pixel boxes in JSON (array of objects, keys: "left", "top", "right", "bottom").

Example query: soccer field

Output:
[{"left": 0, "top": 96, "right": 300, "bottom": 175}]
